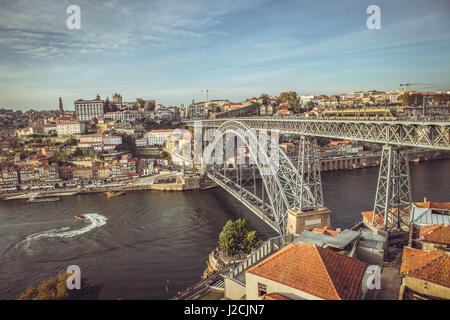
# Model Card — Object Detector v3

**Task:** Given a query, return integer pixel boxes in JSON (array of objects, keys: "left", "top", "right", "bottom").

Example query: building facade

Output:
[{"left": 75, "top": 95, "right": 104, "bottom": 122}]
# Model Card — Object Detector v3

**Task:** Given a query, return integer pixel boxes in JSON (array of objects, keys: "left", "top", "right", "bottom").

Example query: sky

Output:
[{"left": 0, "top": 0, "right": 449, "bottom": 110}]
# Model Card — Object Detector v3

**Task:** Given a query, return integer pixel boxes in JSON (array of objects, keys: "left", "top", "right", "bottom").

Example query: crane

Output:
[
  {"left": 400, "top": 83, "right": 439, "bottom": 117},
  {"left": 399, "top": 83, "right": 438, "bottom": 92},
  {"left": 201, "top": 89, "right": 212, "bottom": 111}
]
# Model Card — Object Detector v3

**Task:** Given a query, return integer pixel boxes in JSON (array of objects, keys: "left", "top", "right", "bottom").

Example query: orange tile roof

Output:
[
  {"left": 312, "top": 227, "right": 340, "bottom": 237},
  {"left": 414, "top": 201, "right": 450, "bottom": 210},
  {"left": 262, "top": 292, "right": 292, "bottom": 300},
  {"left": 400, "top": 247, "right": 450, "bottom": 287},
  {"left": 361, "top": 211, "right": 388, "bottom": 228},
  {"left": 414, "top": 224, "right": 450, "bottom": 245},
  {"left": 247, "top": 242, "right": 367, "bottom": 300}
]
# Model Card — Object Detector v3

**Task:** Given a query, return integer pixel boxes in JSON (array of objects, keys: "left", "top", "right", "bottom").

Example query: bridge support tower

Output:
[
  {"left": 372, "top": 145, "right": 412, "bottom": 232},
  {"left": 286, "top": 136, "right": 331, "bottom": 234}
]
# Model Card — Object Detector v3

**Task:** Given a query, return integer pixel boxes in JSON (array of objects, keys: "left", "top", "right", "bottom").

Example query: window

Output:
[{"left": 257, "top": 283, "right": 267, "bottom": 297}]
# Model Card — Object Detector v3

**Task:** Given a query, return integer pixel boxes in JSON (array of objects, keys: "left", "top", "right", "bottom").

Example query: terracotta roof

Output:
[
  {"left": 312, "top": 227, "right": 340, "bottom": 237},
  {"left": 414, "top": 202, "right": 450, "bottom": 210},
  {"left": 361, "top": 209, "right": 409, "bottom": 228},
  {"left": 413, "top": 224, "right": 450, "bottom": 245},
  {"left": 262, "top": 292, "right": 292, "bottom": 300},
  {"left": 400, "top": 247, "right": 450, "bottom": 287},
  {"left": 247, "top": 242, "right": 367, "bottom": 300},
  {"left": 361, "top": 211, "right": 388, "bottom": 228}
]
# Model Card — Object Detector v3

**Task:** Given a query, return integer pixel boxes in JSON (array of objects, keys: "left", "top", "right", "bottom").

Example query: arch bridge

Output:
[{"left": 186, "top": 117, "right": 450, "bottom": 235}]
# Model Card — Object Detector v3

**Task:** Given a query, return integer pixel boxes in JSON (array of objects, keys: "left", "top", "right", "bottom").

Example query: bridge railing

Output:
[{"left": 225, "top": 233, "right": 298, "bottom": 285}]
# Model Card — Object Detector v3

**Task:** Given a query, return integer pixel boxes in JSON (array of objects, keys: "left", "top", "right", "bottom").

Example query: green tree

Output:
[
  {"left": 160, "top": 150, "right": 171, "bottom": 160},
  {"left": 104, "top": 97, "right": 111, "bottom": 113},
  {"left": 218, "top": 218, "right": 250, "bottom": 256},
  {"left": 304, "top": 101, "right": 315, "bottom": 112},
  {"left": 279, "top": 91, "right": 300, "bottom": 113},
  {"left": 17, "top": 270, "right": 101, "bottom": 300},
  {"left": 244, "top": 230, "right": 262, "bottom": 253},
  {"left": 259, "top": 94, "right": 269, "bottom": 105}
]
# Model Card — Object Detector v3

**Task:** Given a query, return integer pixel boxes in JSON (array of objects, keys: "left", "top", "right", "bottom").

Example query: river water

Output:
[{"left": 0, "top": 160, "right": 449, "bottom": 299}]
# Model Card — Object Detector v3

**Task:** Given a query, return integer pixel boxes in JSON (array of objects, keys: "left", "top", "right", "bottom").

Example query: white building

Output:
[
  {"left": 75, "top": 95, "right": 104, "bottom": 122},
  {"left": 147, "top": 129, "right": 175, "bottom": 146},
  {"left": 104, "top": 110, "right": 145, "bottom": 123},
  {"left": 56, "top": 121, "right": 85, "bottom": 136},
  {"left": 78, "top": 135, "right": 122, "bottom": 149}
]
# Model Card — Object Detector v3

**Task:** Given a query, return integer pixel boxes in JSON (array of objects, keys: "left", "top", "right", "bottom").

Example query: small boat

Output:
[
  {"left": 74, "top": 213, "right": 86, "bottom": 220},
  {"left": 105, "top": 191, "right": 124, "bottom": 198},
  {"left": 27, "top": 196, "right": 61, "bottom": 203}
]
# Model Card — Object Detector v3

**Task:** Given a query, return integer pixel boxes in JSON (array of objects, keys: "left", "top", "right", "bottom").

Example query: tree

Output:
[
  {"left": 244, "top": 231, "right": 262, "bottom": 253},
  {"left": 304, "top": 101, "right": 314, "bottom": 112},
  {"left": 218, "top": 218, "right": 250, "bottom": 256},
  {"left": 17, "top": 270, "right": 101, "bottom": 300},
  {"left": 160, "top": 150, "right": 171, "bottom": 160},
  {"left": 279, "top": 91, "right": 300, "bottom": 113},
  {"left": 104, "top": 98, "right": 111, "bottom": 113},
  {"left": 259, "top": 94, "right": 269, "bottom": 105},
  {"left": 218, "top": 220, "right": 241, "bottom": 256}
]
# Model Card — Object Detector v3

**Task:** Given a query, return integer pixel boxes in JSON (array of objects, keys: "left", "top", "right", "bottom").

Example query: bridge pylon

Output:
[
  {"left": 296, "top": 136, "right": 324, "bottom": 211},
  {"left": 371, "top": 145, "right": 412, "bottom": 232},
  {"left": 286, "top": 136, "right": 330, "bottom": 235}
]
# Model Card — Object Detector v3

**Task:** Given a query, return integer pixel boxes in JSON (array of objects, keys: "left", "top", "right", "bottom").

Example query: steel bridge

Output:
[{"left": 186, "top": 117, "right": 450, "bottom": 235}]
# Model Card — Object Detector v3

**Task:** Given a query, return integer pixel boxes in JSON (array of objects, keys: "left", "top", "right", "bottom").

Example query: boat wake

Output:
[{"left": 16, "top": 213, "right": 107, "bottom": 254}]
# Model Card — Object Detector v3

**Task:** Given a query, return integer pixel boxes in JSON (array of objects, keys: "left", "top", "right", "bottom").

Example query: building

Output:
[
  {"left": 71, "top": 167, "right": 94, "bottom": 180},
  {"left": 111, "top": 154, "right": 138, "bottom": 178},
  {"left": 104, "top": 110, "right": 145, "bottom": 123},
  {"left": 0, "top": 167, "right": 19, "bottom": 185},
  {"left": 187, "top": 103, "right": 209, "bottom": 119},
  {"left": 147, "top": 129, "right": 175, "bottom": 146},
  {"left": 56, "top": 121, "right": 85, "bottom": 136},
  {"left": 245, "top": 241, "right": 367, "bottom": 300},
  {"left": 74, "top": 95, "right": 104, "bottom": 122},
  {"left": 409, "top": 224, "right": 450, "bottom": 252},
  {"left": 78, "top": 135, "right": 122, "bottom": 150},
  {"left": 399, "top": 246, "right": 450, "bottom": 300}
]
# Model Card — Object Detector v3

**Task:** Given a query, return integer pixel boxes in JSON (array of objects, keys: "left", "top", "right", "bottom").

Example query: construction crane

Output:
[
  {"left": 201, "top": 89, "right": 212, "bottom": 111},
  {"left": 399, "top": 83, "right": 438, "bottom": 92},
  {"left": 400, "top": 83, "right": 439, "bottom": 117}
]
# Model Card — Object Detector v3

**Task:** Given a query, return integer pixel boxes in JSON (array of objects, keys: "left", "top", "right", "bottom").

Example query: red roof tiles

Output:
[
  {"left": 400, "top": 247, "right": 450, "bottom": 287},
  {"left": 414, "top": 224, "right": 450, "bottom": 245},
  {"left": 247, "top": 242, "right": 367, "bottom": 300}
]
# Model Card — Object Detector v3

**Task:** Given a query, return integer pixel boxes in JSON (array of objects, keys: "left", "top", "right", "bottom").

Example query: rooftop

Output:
[
  {"left": 413, "top": 224, "right": 450, "bottom": 245},
  {"left": 410, "top": 207, "right": 450, "bottom": 226},
  {"left": 294, "top": 229, "right": 360, "bottom": 249},
  {"left": 400, "top": 247, "right": 450, "bottom": 288},
  {"left": 246, "top": 242, "right": 367, "bottom": 300}
]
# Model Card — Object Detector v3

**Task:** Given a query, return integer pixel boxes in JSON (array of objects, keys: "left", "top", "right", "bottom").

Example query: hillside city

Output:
[{"left": 1, "top": 89, "right": 449, "bottom": 192}]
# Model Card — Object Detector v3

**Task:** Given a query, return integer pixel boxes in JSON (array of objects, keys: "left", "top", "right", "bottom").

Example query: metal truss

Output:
[
  {"left": 188, "top": 118, "right": 450, "bottom": 150},
  {"left": 296, "top": 136, "right": 324, "bottom": 211},
  {"left": 203, "top": 120, "right": 323, "bottom": 235},
  {"left": 372, "top": 145, "right": 412, "bottom": 231}
]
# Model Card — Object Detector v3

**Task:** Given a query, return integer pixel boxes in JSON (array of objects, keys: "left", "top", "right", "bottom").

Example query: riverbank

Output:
[{"left": 1, "top": 153, "right": 448, "bottom": 201}]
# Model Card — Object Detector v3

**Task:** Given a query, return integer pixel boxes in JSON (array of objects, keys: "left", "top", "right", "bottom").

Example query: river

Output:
[{"left": 0, "top": 159, "right": 449, "bottom": 299}]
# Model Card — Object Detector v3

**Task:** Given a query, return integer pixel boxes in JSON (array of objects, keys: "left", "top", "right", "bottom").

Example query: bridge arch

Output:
[{"left": 203, "top": 120, "right": 315, "bottom": 234}]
